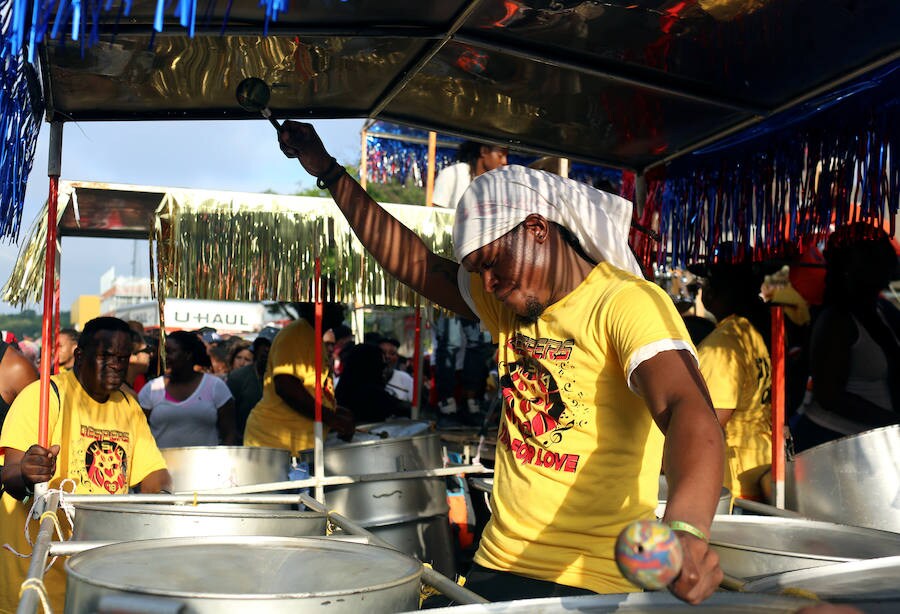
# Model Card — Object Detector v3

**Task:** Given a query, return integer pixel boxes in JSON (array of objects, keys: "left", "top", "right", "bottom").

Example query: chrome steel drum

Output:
[
  {"left": 786, "top": 425, "right": 900, "bottom": 533},
  {"left": 65, "top": 536, "right": 422, "bottom": 614},
  {"left": 657, "top": 475, "right": 732, "bottom": 517},
  {"left": 366, "top": 514, "right": 455, "bottom": 578},
  {"left": 744, "top": 555, "right": 900, "bottom": 609},
  {"left": 317, "top": 431, "right": 448, "bottom": 525},
  {"left": 414, "top": 592, "right": 816, "bottom": 613},
  {"left": 72, "top": 504, "right": 326, "bottom": 541},
  {"left": 161, "top": 446, "right": 290, "bottom": 492},
  {"left": 710, "top": 515, "right": 900, "bottom": 580}
]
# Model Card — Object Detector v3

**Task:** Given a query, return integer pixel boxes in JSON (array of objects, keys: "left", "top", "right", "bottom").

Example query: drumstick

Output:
[
  {"left": 235, "top": 77, "right": 281, "bottom": 131},
  {"left": 614, "top": 519, "right": 684, "bottom": 590}
]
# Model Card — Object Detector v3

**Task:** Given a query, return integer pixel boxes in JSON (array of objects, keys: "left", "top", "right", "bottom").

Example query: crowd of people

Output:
[{"left": 0, "top": 128, "right": 896, "bottom": 612}]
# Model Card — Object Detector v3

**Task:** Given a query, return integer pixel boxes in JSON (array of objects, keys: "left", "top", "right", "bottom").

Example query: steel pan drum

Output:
[
  {"left": 72, "top": 503, "right": 326, "bottom": 541},
  {"left": 161, "top": 446, "right": 290, "bottom": 492},
  {"left": 320, "top": 430, "right": 448, "bottom": 524},
  {"left": 65, "top": 536, "right": 422, "bottom": 614},
  {"left": 786, "top": 425, "right": 900, "bottom": 533},
  {"left": 709, "top": 515, "right": 900, "bottom": 580},
  {"left": 657, "top": 475, "right": 732, "bottom": 517},
  {"left": 744, "top": 555, "right": 900, "bottom": 611},
  {"left": 304, "top": 423, "right": 454, "bottom": 575},
  {"left": 414, "top": 592, "right": 816, "bottom": 613}
]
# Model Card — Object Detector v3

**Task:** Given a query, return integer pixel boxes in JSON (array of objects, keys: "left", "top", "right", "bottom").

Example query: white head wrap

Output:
[{"left": 452, "top": 165, "right": 643, "bottom": 278}]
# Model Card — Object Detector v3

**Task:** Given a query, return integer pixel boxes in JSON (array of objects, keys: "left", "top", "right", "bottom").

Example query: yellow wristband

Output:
[{"left": 669, "top": 520, "right": 709, "bottom": 543}]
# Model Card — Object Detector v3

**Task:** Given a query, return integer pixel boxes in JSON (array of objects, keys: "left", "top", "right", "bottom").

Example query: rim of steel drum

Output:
[
  {"left": 72, "top": 503, "right": 323, "bottom": 519},
  {"left": 318, "top": 431, "right": 440, "bottom": 450},
  {"left": 65, "top": 536, "right": 422, "bottom": 600},
  {"left": 709, "top": 516, "right": 900, "bottom": 561},
  {"left": 412, "top": 591, "right": 817, "bottom": 612},
  {"left": 791, "top": 424, "right": 900, "bottom": 457},
  {"left": 744, "top": 555, "right": 900, "bottom": 600}
]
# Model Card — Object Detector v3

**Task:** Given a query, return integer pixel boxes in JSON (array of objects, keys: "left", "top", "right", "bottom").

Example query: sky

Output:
[{"left": 0, "top": 118, "right": 365, "bottom": 314}]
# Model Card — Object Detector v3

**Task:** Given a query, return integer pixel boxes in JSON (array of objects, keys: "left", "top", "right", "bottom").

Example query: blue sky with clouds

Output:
[{"left": 0, "top": 118, "right": 365, "bottom": 314}]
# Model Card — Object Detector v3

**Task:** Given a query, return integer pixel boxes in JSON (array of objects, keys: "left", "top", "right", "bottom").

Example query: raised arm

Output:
[
  {"left": 631, "top": 349, "right": 725, "bottom": 604},
  {"left": 278, "top": 121, "right": 476, "bottom": 319}
]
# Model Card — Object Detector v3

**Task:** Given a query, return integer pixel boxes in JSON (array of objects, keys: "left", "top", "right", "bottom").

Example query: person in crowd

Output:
[
  {"left": 379, "top": 337, "right": 415, "bottom": 403},
  {"left": 245, "top": 304, "right": 355, "bottom": 452},
  {"left": 323, "top": 323, "right": 354, "bottom": 385},
  {"left": 206, "top": 342, "right": 232, "bottom": 377},
  {"left": 56, "top": 328, "right": 79, "bottom": 372},
  {"left": 275, "top": 122, "right": 725, "bottom": 603},
  {"left": 121, "top": 330, "right": 153, "bottom": 397},
  {"left": 142, "top": 332, "right": 162, "bottom": 380},
  {"left": 138, "top": 331, "right": 237, "bottom": 448},
  {"left": 336, "top": 342, "right": 411, "bottom": 424},
  {"left": 460, "top": 318, "right": 495, "bottom": 422},
  {"left": 228, "top": 340, "right": 254, "bottom": 372},
  {"left": 432, "top": 140, "right": 509, "bottom": 209},
  {"left": 432, "top": 140, "right": 508, "bottom": 425},
  {"left": 792, "top": 222, "right": 900, "bottom": 451},
  {"left": 691, "top": 248, "right": 772, "bottom": 502},
  {"left": 226, "top": 336, "right": 272, "bottom": 444},
  {"left": 0, "top": 317, "right": 171, "bottom": 612},
  {"left": 0, "top": 341, "right": 38, "bottom": 432}
]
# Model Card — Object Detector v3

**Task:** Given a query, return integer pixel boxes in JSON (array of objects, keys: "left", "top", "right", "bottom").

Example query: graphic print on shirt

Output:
[
  {"left": 497, "top": 333, "right": 584, "bottom": 474},
  {"left": 77, "top": 427, "right": 130, "bottom": 493}
]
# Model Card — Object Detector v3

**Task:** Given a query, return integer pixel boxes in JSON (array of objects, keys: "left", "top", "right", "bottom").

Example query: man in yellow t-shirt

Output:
[
  {"left": 244, "top": 303, "right": 354, "bottom": 453},
  {"left": 0, "top": 317, "right": 171, "bottom": 614},
  {"left": 277, "top": 122, "right": 726, "bottom": 604},
  {"left": 693, "top": 257, "right": 772, "bottom": 501}
]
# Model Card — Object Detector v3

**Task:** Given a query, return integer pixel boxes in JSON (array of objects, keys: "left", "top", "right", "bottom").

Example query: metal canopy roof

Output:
[{"left": 38, "top": 0, "right": 900, "bottom": 171}]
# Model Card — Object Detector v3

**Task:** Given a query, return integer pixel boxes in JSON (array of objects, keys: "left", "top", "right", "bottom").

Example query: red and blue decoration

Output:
[
  {"left": 657, "top": 58, "right": 900, "bottom": 269},
  {"left": 615, "top": 519, "right": 683, "bottom": 590}
]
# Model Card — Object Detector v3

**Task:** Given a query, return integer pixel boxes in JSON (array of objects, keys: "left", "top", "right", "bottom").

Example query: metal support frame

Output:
[
  {"left": 16, "top": 493, "right": 60, "bottom": 614},
  {"left": 298, "top": 493, "right": 489, "bottom": 605}
]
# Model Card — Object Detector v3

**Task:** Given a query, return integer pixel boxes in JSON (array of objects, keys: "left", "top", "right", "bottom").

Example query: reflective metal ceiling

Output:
[{"left": 39, "top": 0, "right": 900, "bottom": 171}]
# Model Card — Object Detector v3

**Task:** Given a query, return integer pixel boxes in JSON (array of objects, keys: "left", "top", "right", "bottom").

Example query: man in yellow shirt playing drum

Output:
[
  {"left": 0, "top": 317, "right": 171, "bottom": 613},
  {"left": 276, "top": 122, "right": 726, "bottom": 604}
]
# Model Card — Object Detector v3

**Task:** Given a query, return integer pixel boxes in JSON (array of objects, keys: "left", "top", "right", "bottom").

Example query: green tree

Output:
[
  {"left": 0, "top": 310, "right": 71, "bottom": 339},
  {"left": 293, "top": 165, "right": 426, "bottom": 205}
]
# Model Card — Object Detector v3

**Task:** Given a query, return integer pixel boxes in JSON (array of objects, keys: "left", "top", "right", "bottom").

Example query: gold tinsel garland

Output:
[{"left": 3, "top": 182, "right": 455, "bottom": 308}]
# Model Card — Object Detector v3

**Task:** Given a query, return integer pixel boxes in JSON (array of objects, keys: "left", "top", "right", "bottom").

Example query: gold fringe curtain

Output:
[
  {"left": 1, "top": 185, "right": 72, "bottom": 306},
  {"left": 154, "top": 189, "right": 455, "bottom": 306},
  {"left": 3, "top": 184, "right": 456, "bottom": 308}
]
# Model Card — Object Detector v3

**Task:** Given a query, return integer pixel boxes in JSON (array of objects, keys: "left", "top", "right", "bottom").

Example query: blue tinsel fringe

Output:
[{"left": 0, "top": 48, "right": 41, "bottom": 243}]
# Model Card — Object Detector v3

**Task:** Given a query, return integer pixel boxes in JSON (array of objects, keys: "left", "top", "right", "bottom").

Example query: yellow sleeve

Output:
[
  {"left": 604, "top": 280, "right": 696, "bottom": 385},
  {"left": 127, "top": 403, "right": 167, "bottom": 486},
  {"left": 697, "top": 334, "right": 741, "bottom": 410},
  {"left": 270, "top": 321, "right": 316, "bottom": 388},
  {"left": 0, "top": 379, "right": 59, "bottom": 458}
]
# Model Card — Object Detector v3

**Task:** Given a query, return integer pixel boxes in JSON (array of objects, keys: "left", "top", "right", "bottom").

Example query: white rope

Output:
[{"left": 18, "top": 578, "right": 53, "bottom": 614}]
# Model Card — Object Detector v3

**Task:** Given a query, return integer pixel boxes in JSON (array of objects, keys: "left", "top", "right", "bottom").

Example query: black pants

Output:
[{"left": 423, "top": 564, "right": 594, "bottom": 608}]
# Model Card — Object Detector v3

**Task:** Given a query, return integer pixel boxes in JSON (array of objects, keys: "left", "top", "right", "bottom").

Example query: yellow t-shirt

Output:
[
  {"left": 467, "top": 262, "right": 695, "bottom": 593},
  {"left": 698, "top": 315, "right": 772, "bottom": 500},
  {"left": 243, "top": 318, "right": 334, "bottom": 453},
  {"left": 0, "top": 370, "right": 167, "bottom": 614}
]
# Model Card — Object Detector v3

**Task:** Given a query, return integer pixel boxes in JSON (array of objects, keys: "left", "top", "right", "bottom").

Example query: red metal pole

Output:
[
  {"left": 37, "top": 123, "right": 63, "bottom": 450},
  {"left": 771, "top": 305, "right": 786, "bottom": 508},
  {"left": 37, "top": 179, "right": 59, "bottom": 448}
]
